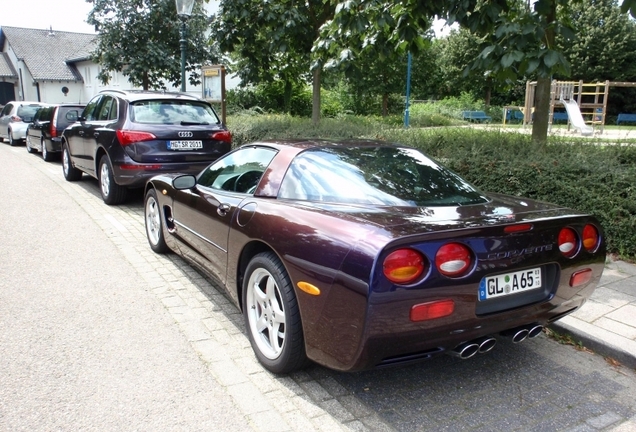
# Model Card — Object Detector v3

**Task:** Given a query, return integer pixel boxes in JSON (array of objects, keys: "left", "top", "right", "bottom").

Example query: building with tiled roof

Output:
[
  {"left": 0, "top": 26, "right": 105, "bottom": 105},
  {"left": 0, "top": 24, "right": 234, "bottom": 107}
]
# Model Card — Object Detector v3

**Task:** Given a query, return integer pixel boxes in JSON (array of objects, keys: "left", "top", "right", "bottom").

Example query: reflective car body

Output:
[
  {"left": 0, "top": 101, "right": 49, "bottom": 145},
  {"left": 144, "top": 139, "right": 605, "bottom": 373},
  {"left": 62, "top": 89, "right": 231, "bottom": 205},
  {"left": 26, "top": 104, "right": 85, "bottom": 161}
]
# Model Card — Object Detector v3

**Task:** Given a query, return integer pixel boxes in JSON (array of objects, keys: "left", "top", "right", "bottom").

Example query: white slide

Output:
[{"left": 561, "top": 99, "right": 594, "bottom": 136}]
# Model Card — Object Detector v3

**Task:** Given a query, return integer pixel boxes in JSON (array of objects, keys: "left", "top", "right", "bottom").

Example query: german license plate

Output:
[
  {"left": 478, "top": 267, "right": 542, "bottom": 301},
  {"left": 168, "top": 140, "right": 203, "bottom": 150}
]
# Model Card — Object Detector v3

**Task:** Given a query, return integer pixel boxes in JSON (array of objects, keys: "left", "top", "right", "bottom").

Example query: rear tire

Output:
[
  {"left": 62, "top": 143, "right": 82, "bottom": 181},
  {"left": 8, "top": 130, "right": 19, "bottom": 146},
  {"left": 144, "top": 189, "right": 169, "bottom": 253},
  {"left": 243, "top": 252, "right": 307, "bottom": 374},
  {"left": 41, "top": 138, "right": 54, "bottom": 162},
  {"left": 26, "top": 136, "right": 36, "bottom": 153},
  {"left": 99, "top": 155, "right": 127, "bottom": 205}
]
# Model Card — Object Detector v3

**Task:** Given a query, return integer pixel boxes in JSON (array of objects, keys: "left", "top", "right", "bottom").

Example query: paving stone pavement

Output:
[{"left": 5, "top": 143, "right": 636, "bottom": 432}]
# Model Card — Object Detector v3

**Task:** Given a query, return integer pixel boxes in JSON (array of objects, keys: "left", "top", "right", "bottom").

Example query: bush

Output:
[{"left": 225, "top": 115, "right": 636, "bottom": 259}]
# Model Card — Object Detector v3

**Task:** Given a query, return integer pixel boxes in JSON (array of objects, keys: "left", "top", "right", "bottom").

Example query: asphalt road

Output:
[{"left": 1, "top": 141, "right": 636, "bottom": 432}]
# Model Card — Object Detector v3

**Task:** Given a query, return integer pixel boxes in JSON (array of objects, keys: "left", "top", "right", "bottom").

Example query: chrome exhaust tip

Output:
[
  {"left": 501, "top": 327, "right": 530, "bottom": 343},
  {"left": 476, "top": 337, "right": 497, "bottom": 353},
  {"left": 449, "top": 342, "right": 480, "bottom": 360},
  {"left": 527, "top": 324, "right": 544, "bottom": 338}
]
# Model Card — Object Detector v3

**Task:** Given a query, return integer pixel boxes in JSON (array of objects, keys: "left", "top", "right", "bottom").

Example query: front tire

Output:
[
  {"left": 243, "top": 252, "right": 307, "bottom": 374},
  {"left": 98, "top": 155, "right": 127, "bottom": 205},
  {"left": 144, "top": 189, "right": 169, "bottom": 253},
  {"left": 62, "top": 143, "right": 82, "bottom": 181}
]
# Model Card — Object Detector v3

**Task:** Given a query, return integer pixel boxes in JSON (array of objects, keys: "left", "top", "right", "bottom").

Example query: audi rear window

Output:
[{"left": 130, "top": 100, "right": 220, "bottom": 125}]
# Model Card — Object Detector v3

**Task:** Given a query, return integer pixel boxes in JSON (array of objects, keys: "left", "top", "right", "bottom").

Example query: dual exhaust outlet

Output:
[{"left": 449, "top": 324, "right": 544, "bottom": 360}]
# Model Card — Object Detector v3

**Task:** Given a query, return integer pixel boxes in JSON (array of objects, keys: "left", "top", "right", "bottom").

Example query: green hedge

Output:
[{"left": 226, "top": 114, "right": 636, "bottom": 259}]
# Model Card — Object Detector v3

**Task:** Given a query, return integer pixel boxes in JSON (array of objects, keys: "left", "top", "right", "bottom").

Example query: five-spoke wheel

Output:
[{"left": 243, "top": 252, "right": 306, "bottom": 374}]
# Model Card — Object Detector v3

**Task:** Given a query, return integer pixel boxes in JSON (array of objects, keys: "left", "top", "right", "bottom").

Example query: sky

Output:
[{"left": 0, "top": 0, "right": 96, "bottom": 33}]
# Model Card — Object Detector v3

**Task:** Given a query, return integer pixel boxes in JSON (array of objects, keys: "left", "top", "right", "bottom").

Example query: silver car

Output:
[{"left": 0, "top": 101, "right": 49, "bottom": 146}]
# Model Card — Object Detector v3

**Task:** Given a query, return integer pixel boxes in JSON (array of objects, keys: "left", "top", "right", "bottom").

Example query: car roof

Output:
[{"left": 97, "top": 89, "right": 205, "bottom": 103}]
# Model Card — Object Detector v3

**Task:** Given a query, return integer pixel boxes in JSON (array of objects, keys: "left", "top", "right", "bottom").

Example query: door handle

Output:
[{"left": 217, "top": 203, "right": 231, "bottom": 216}]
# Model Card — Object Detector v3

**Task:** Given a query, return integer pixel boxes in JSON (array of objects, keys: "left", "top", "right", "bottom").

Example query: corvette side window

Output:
[{"left": 197, "top": 146, "right": 277, "bottom": 193}]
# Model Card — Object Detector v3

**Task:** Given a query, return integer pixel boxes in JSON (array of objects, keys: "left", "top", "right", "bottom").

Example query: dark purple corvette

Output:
[{"left": 143, "top": 139, "right": 605, "bottom": 373}]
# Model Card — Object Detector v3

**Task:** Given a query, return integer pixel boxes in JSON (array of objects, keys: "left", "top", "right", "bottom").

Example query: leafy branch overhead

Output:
[{"left": 87, "top": 0, "right": 216, "bottom": 90}]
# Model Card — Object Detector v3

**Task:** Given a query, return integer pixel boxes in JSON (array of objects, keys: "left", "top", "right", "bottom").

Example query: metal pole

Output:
[
  {"left": 404, "top": 52, "right": 412, "bottom": 128},
  {"left": 180, "top": 18, "right": 187, "bottom": 92}
]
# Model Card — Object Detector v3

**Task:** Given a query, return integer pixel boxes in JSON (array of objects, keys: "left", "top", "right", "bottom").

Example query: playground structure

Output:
[{"left": 503, "top": 80, "right": 636, "bottom": 135}]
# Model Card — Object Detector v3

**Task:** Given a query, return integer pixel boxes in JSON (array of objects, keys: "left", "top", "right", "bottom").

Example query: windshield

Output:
[
  {"left": 130, "top": 100, "right": 220, "bottom": 125},
  {"left": 278, "top": 146, "right": 488, "bottom": 206}
]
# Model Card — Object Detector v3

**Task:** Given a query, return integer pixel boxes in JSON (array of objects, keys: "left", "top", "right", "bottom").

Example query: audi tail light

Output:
[
  {"left": 436, "top": 243, "right": 473, "bottom": 277},
  {"left": 211, "top": 130, "right": 232, "bottom": 143},
  {"left": 116, "top": 130, "right": 157, "bottom": 146},
  {"left": 383, "top": 248, "right": 427, "bottom": 284},
  {"left": 558, "top": 227, "right": 579, "bottom": 258}
]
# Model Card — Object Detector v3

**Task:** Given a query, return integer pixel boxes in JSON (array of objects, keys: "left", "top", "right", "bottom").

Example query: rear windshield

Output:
[
  {"left": 279, "top": 146, "right": 488, "bottom": 206},
  {"left": 129, "top": 100, "right": 220, "bottom": 125},
  {"left": 17, "top": 105, "right": 43, "bottom": 122}
]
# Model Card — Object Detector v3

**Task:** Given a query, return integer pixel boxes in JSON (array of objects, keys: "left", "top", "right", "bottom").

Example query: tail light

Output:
[
  {"left": 50, "top": 109, "right": 59, "bottom": 138},
  {"left": 558, "top": 227, "right": 579, "bottom": 257},
  {"left": 10, "top": 115, "right": 21, "bottom": 122},
  {"left": 436, "top": 243, "right": 472, "bottom": 277},
  {"left": 116, "top": 130, "right": 157, "bottom": 146},
  {"left": 383, "top": 248, "right": 426, "bottom": 284},
  {"left": 211, "top": 130, "right": 232, "bottom": 143},
  {"left": 582, "top": 224, "right": 599, "bottom": 252}
]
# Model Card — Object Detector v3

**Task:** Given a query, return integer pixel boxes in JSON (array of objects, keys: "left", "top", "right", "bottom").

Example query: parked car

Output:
[
  {"left": 143, "top": 139, "right": 606, "bottom": 374},
  {"left": 26, "top": 104, "right": 85, "bottom": 161},
  {"left": 0, "top": 101, "right": 49, "bottom": 146},
  {"left": 62, "top": 89, "right": 232, "bottom": 205}
]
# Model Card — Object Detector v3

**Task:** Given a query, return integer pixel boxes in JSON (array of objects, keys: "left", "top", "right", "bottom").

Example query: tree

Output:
[
  {"left": 211, "top": 0, "right": 335, "bottom": 123},
  {"left": 319, "top": 0, "right": 636, "bottom": 144},
  {"left": 87, "top": 0, "right": 214, "bottom": 90},
  {"left": 557, "top": 0, "right": 636, "bottom": 82}
]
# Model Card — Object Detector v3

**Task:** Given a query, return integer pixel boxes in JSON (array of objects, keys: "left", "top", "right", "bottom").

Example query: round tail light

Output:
[
  {"left": 383, "top": 249, "right": 426, "bottom": 284},
  {"left": 435, "top": 243, "right": 472, "bottom": 277},
  {"left": 582, "top": 224, "right": 599, "bottom": 252},
  {"left": 558, "top": 227, "right": 579, "bottom": 257}
]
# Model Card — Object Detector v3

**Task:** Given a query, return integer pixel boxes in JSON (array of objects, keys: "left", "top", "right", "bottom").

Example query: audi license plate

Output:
[
  {"left": 168, "top": 140, "right": 203, "bottom": 150},
  {"left": 478, "top": 267, "right": 542, "bottom": 301}
]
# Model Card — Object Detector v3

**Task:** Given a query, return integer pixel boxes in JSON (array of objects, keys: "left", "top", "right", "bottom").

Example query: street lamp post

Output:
[{"left": 175, "top": 0, "right": 195, "bottom": 92}]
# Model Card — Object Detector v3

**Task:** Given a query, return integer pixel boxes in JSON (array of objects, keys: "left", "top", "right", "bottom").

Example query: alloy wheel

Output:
[{"left": 245, "top": 268, "right": 286, "bottom": 360}]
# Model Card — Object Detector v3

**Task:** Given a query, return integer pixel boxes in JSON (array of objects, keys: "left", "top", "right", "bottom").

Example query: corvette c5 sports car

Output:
[{"left": 143, "top": 139, "right": 605, "bottom": 373}]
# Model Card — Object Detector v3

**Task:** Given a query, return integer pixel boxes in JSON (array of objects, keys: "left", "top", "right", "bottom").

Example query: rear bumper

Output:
[{"left": 304, "top": 260, "right": 604, "bottom": 372}]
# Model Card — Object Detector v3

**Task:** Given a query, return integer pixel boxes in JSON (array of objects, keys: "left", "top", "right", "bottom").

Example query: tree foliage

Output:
[
  {"left": 210, "top": 0, "right": 335, "bottom": 117},
  {"left": 557, "top": 0, "right": 636, "bottom": 82},
  {"left": 87, "top": 0, "right": 214, "bottom": 90}
]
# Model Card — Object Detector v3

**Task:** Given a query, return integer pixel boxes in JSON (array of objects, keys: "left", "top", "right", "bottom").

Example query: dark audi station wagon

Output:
[{"left": 62, "top": 89, "right": 232, "bottom": 205}]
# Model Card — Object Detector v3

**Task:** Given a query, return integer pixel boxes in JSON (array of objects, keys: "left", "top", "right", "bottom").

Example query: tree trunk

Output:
[
  {"left": 382, "top": 93, "right": 388, "bottom": 117},
  {"left": 283, "top": 80, "right": 292, "bottom": 114},
  {"left": 532, "top": 77, "right": 552, "bottom": 146},
  {"left": 143, "top": 71, "right": 149, "bottom": 91},
  {"left": 531, "top": 1, "right": 557, "bottom": 146},
  {"left": 312, "top": 67, "right": 321, "bottom": 126}
]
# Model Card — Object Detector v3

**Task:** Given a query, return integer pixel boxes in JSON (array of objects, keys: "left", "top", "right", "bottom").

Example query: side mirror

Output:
[
  {"left": 78, "top": 116, "right": 87, "bottom": 122},
  {"left": 173, "top": 175, "right": 196, "bottom": 190}
]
